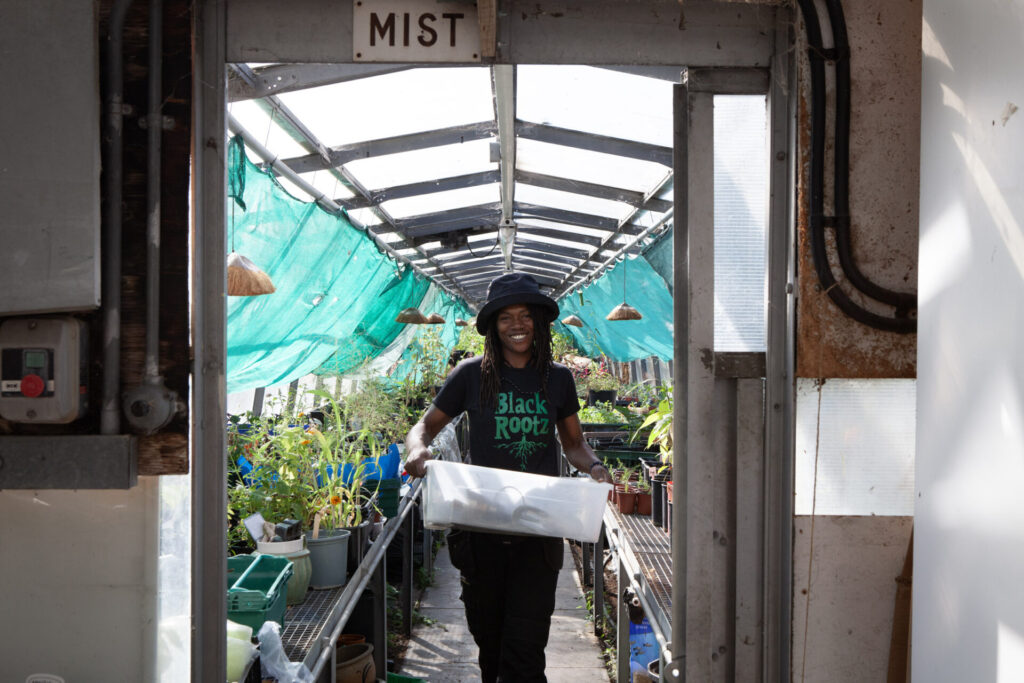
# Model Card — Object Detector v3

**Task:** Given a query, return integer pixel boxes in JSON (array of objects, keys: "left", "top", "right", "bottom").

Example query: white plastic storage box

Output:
[{"left": 422, "top": 460, "right": 612, "bottom": 543}]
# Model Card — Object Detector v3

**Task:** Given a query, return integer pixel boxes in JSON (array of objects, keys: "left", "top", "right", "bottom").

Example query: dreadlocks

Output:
[{"left": 479, "top": 303, "right": 554, "bottom": 408}]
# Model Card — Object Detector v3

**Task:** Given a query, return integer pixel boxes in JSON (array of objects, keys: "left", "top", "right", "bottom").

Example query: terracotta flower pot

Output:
[
  {"left": 636, "top": 491, "right": 652, "bottom": 516},
  {"left": 617, "top": 490, "right": 638, "bottom": 514}
]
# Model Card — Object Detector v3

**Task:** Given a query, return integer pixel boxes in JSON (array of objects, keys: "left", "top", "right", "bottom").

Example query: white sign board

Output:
[{"left": 353, "top": 0, "right": 481, "bottom": 62}]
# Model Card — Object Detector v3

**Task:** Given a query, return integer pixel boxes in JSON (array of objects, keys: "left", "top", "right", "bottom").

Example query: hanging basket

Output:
[
  {"left": 606, "top": 302, "right": 642, "bottom": 321},
  {"left": 395, "top": 307, "right": 428, "bottom": 324},
  {"left": 227, "top": 252, "right": 275, "bottom": 296},
  {"left": 561, "top": 314, "right": 584, "bottom": 327}
]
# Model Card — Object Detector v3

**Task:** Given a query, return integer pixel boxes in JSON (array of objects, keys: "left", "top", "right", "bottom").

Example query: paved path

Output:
[{"left": 397, "top": 538, "right": 610, "bottom": 682}]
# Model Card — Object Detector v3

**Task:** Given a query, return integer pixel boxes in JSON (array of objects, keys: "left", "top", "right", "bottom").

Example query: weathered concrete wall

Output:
[
  {"left": 792, "top": 515, "right": 913, "bottom": 683},
  {"left": 796, "top": 0, "right": 921, "bottom": 378}
]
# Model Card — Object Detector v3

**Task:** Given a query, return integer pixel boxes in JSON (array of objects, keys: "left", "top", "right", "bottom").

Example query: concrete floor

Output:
[{"left": 397, "top": 538, "right": 610, "bottom": 682}]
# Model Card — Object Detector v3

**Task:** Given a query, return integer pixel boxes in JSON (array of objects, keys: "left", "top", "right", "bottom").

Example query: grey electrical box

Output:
[
  {"left": 0, "top": 1, "right": 101, "bottom": 315},
  {"left": 0, "top": 317, "right": 88, "bottom": 424}
]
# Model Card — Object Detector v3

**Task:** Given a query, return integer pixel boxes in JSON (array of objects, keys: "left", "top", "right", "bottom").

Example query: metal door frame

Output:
[{"left": 193, "top": 3, "right": 795, "bottom": 681}]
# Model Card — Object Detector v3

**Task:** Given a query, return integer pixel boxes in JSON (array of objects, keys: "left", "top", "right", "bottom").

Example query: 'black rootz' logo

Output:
[
  {"left": 497, "top": 435, "right": 543, "bottom": 469},
  {"left": 494, "top": 390, "right": 549, "bottom": 470}
]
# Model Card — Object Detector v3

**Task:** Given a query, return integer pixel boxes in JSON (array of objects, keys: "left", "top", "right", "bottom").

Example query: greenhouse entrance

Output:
[{"left": 200, "top": 3, "right": 794, "bottom": 682}]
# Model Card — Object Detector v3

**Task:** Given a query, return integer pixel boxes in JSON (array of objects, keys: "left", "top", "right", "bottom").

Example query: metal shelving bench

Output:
[
  {"left": 242, "top": 420, "right": 464, "bottom": 682},
  {"left": 595, "top": 504, "right": 674, "bottom": 683}
]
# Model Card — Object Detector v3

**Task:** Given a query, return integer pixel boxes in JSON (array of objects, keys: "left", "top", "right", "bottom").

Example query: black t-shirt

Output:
[{"left": 433, "top": 356, "right": 581, "bottom": 477}]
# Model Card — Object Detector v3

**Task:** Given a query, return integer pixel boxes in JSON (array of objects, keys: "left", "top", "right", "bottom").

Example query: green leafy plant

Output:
[
  {"left": 584, "top": 368, "right": 620, "bottom": 392},
  {"left": 346, "top": 376, "right": 411, "bottom": 447},
  {"left": 613, "top": 464, "right": 639, "bottom": 487},
  {"left": 578, "top": 401, "right": 630, "bottom": 425},
  {"left": 226, "top": 391, "right": 377, "bottom": 552},
  {"left": 551, "top": 330, "right": 578, "bottom": 363},
  {"left": 622, "top": 378, "right": 660, "bottom": 407},
  {"left": 636, "top": 388, "right": 674, "bottom": 466},
  {"left": 454, "top": 324, "right": 485, "bottom": 357}
]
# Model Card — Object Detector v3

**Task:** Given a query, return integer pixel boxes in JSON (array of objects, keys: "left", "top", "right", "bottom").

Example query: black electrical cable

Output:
[
  {"left": 824, "top": 0, "right": 917, "bottom": 315},
  {"left": 466, "top": 233, "right": 500, "bottom": 259},
  {"left": 795, "top": 0, "right": 916, "bottom": 333}
]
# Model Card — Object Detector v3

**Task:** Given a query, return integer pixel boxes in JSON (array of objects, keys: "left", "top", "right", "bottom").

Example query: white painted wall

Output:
[
  {"left": 916, "top": 1, "right": 1024, "bottom": 681},
  {"left": 0, "top": 480, "right": 160, "bottom": 681}
]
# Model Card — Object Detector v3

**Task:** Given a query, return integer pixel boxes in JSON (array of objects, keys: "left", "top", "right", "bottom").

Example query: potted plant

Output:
[
  {"left": 577, "top": 401, "right": 630, "bottom": 431},
  {"left": 583, "top": 363, "right": 620, "bottom": 406},
  {"left": 637, "top": 390, "right": 673, "bottom": 469},
  {"left": 613, "top": 464, "right": 640, "bottom": 514},
  {"left": 227, "top": 416, "right": 317, "bottom": 605},
  {"left": 302, "top": 392, "right": 379, "bottom": 588},
  {"left": 637, "top": 388, "right": 673, "bottom": 528},
  {"left": 635, "top": 477, "right": 652, "bottom": 516}
]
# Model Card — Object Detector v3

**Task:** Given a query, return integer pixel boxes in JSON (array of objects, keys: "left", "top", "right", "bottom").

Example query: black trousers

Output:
[{"left": 447, "top": 530, "right": 564, "bottom": 683}]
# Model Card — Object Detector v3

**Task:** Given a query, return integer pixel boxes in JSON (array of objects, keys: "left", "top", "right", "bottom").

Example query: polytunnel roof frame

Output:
[{"left": 227, "top": 63, "right": 679, "bottom": 310}]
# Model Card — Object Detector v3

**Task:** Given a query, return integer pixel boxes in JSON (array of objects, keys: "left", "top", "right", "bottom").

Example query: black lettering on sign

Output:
[
  {"left": 418, "top": 13, "right": 437, "bottom": 46},
  {"left": 403, "top": 12, "right": 410, "bottom": 46},
  {"left": 370, "top": 12, "right": 396, "bottom": 46},
  {"left": 441, "top": 12, "right": 464, "bottom": 47}
]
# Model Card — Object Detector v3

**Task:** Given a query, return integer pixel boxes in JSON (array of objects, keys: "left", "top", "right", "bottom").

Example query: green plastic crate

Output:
[
  {"left": 363, "top": 477, "right": 402, "bottom": 518},
  {"left": 227, "top": 554, "right": 293, "bottom": 632}
]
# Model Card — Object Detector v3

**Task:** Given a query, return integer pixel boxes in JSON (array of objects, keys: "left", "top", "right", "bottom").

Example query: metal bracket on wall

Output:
[{"left": 0, "top": 435, "right": 138, "bottom": 489}]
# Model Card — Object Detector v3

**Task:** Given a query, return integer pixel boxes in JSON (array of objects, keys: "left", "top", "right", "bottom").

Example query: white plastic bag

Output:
[{"left": 257, "top": 621, "right": 314, "bottom": 683}]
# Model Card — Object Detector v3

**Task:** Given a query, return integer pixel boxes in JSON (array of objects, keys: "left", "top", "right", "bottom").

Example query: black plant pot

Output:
[
  {"left": 586, "top": 389, "right": 617, "bottom": 406},
  {"left": 651, "top": 473, "right": 668, "bottom": 528},
  {"left": 342, "top": 520, "right": 371, "bottom": 575}
]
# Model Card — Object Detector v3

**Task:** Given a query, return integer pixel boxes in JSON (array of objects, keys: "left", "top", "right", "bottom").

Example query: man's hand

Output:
[
  {"left": 588, "top": 462, "right": 613, "bottom": 484},
  {"left": 404, "top": 445, "right": 432, "bottom": 479},
  {"left": 404, "top": 405, "right": 453, "bottom": 478}
]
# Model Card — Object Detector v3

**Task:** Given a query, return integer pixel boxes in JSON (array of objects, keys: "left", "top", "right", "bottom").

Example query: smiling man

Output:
[{"left": 404, "top": 272, "right": 612, "bottom": 683}]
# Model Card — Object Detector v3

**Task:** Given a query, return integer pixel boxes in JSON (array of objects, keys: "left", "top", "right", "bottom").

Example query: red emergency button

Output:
[{"left": 21, "top": 374, "right": 45, "bottom": 398}]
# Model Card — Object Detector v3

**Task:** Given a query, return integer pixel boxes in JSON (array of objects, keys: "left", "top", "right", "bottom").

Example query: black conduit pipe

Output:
[
  {"left": 825, "top": 0, "right": 917, "bottom": 315},
  {"left": 796, "top": 0, "right": 917, "bottom": 333}
]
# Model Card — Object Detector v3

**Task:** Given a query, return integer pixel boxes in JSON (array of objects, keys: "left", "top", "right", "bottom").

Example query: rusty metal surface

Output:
[{"left": 794, "top": 0, "right": 920, "bottom": 379}]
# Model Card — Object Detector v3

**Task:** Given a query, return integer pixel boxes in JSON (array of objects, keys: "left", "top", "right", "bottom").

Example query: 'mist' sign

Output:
[{"left": 353, "top": 0, "right": 481, "bottom": 62}]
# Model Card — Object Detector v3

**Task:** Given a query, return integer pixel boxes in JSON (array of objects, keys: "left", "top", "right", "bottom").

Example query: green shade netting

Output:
[
  {"left": 226, "top": 136, "right": 453, "bottom": 393},
  {"left": 642, "top": 228, "right": 674, "bottom": 294},
  {"left": 385, "top": 288, "right": 472, "bottom": 384},
  {"left": 314, "top": 267, "right": 430, "bottom": 377},
  {"left": 555, "top": 255, "right": 674, "bottom": 362}
]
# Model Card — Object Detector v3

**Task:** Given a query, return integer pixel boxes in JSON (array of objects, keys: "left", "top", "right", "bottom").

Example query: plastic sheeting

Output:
[
  {"left": 226, "top": 136, "right": 456, "bottom": 393},
  {"left": 555, "top": 256, "right": 674, "bottom": 362}
]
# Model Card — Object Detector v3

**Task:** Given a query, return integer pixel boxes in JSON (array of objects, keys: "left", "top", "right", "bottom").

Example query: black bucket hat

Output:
[{"left": 475, "top": 272, "right": 559, "bottom": 334}]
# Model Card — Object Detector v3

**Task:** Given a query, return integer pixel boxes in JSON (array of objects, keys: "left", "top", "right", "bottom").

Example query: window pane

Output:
[
  {"left": 714, "top": 95, "right": 767, "bottom": 352},
  {"left": 517, "top": 65, "right": 673, "bottom": 147}
]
